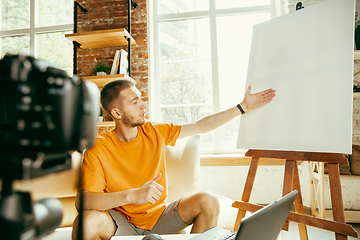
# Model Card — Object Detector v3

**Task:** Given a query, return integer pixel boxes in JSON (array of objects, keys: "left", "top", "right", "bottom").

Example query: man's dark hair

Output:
[{"left": 100, "top": 80, "right": 135, "bottom": 116}]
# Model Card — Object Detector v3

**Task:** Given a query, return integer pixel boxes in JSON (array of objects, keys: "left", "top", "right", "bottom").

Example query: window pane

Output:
[
  {"left": 1, "top": 0, "right": 30, "bottom": 30},
  {"left": 217, "top": 12, "right": 271, "bottom": 150},
  {"left": 159, "top": 59, "right": 213, "bottom": 149},
  {"left": 217, "top": 12, "right": 271, "bottom": 110},
  {"left": 159, "top": 18, "right": 212, "bottom": 106},
  {"left": 1, "top": 35, "right": 30, "bottom": 58},
  {"left": 159, "top": 18, "right": 213, "bottom": 149},
  {"left": 37, "top": 0, "right": 73, "bottom": 27},
  {"left": 158, "top": 0, "right": 209, "bottom": 14},
  {"left": 159, "top": 19, "right": 211, "bottom": 62},
  {"left": 217, "top": 13, "right": 271, "bottom": 62},
  {"left": 216, "top": 0, "right": 271, "bottom": 9},
  {"left": 159, "top": 60, "right": 212, "bottom": 105},
  {"left": 36, "top": 31, "right": 73, "bottom": 74}
]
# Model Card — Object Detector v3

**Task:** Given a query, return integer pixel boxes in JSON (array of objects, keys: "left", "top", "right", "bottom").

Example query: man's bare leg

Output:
[
  {"left": 177, "top": 191, "right": 220, "bottom": 233},
  {"left": 72, "top": 210, "right": 116, "bottom": 240}
]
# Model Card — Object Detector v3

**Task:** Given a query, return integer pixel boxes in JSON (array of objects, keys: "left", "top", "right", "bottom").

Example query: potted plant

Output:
[{"left": 95, "top": 62, "right": 109, "bottom": 76}]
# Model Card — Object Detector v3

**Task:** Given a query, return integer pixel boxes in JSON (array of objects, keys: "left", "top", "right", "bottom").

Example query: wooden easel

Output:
[{"left": 232, "top": 150, "right": 358, "bottom": 240}]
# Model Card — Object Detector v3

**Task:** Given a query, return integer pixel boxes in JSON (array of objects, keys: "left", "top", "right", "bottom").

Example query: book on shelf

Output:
[
  {"left": 110, "top": 49, "right": 129, "bottom": 76},
  {"left": 110, "top": 50, "right": 120, "bottom": 75},
  {"left": 119, "top": 49, "right": 129, "bottom": 76}
]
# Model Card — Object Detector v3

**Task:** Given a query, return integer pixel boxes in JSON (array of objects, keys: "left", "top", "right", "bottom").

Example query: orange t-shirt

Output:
[{"left": 81, "top": 121, "right": 181, "bottom": 230}]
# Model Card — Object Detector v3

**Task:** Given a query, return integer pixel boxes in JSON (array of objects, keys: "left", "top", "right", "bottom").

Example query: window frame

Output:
[
  {"left": 0, "top": 0, "right": 73, "bottom": 72},
  {"left": 150, "top": 0, "right": 283, "bottom": 153}
]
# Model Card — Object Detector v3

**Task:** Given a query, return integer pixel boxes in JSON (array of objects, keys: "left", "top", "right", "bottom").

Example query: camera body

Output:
[
  {"left": 0, "top": 54, "right": 99, "bottom": 239},
  {"left": 0, "top": 54, "right": 99, "bottom": 156}
]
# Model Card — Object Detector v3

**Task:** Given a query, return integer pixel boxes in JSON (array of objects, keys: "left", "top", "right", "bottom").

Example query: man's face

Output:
[{"left": 117, "top": 87, "right": 147, "bottom": 127}]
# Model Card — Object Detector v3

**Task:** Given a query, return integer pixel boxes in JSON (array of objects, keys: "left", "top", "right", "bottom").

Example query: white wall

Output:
[
  {"left": 201, "top": 162, "right": 360, "bottom": 209},
  {"left": 200, "top": 162, "right": 312, "bottom": 207}
]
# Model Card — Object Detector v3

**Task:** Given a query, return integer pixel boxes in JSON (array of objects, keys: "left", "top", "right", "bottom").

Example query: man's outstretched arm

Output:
[{"left": 178, "top": 85, "right": 275, "bottom": 139}]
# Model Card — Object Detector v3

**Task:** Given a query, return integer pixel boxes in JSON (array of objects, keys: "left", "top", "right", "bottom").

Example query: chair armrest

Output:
[{"left": 166, "top": 135, "right": 201, "bottom": 202}]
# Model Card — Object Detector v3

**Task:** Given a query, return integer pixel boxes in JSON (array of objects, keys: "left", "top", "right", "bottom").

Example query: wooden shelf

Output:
[
  {"left": 97, "top": 121, "right": 115, "bottom": 127},
  {"left": 65, "top": 28, "right": 135, "bottom": 49},
  {"left": 81, "top": 74, "right": 133, "bottom": 87}
]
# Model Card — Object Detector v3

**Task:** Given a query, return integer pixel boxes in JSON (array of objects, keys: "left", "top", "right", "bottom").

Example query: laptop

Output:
[{"left": 189, "top": 190, "right": 298, "bottom": 240}]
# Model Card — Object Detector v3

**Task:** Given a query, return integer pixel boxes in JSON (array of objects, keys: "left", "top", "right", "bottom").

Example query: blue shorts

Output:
[{"left": 108, "top": 198, "right": 191, "bottom": 236}]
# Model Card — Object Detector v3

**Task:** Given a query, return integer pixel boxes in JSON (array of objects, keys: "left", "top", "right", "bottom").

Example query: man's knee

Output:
[
  {"left": 180, "top": 191, "right": 220, "bottom": 217},
  {"left": 194, "top": 191, "right": 220, "bottom": 216},
  {"left": 72, "top": 210, "right": 116, "bottom": 240}
]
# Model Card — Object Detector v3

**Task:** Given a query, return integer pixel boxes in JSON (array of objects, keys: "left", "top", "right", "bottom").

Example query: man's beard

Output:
[{"left": 122, "top": 113, "right": 145, "bottom": 127}]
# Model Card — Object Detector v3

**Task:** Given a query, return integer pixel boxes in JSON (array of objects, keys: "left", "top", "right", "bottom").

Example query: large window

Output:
[
  {"left": 150, "top": 0, "right": 280, "bottom": 153},
  {"left": 0, "top": 0, "right": 73, "bottom": 75}
]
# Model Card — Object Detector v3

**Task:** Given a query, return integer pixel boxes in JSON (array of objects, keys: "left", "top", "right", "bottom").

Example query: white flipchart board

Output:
[{"left": 237, "top": 0, "right": 355, "bottom": 154}]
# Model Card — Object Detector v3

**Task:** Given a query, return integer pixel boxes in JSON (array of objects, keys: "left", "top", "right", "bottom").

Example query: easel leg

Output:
[
  {"left": 327, "top": 163, "right": 347, "bottom": 240},
  {"left": 283, "top": 160, "right": 295, "bottom": 194},
  {"left": 282, "top": 160, "right": 295, "bottom": 231},
  {"left": 293, "top": 162, "right": 309, "bottom": 240},
  {"left": 233, "top": 157, "right": 259, "bottom": 231}
]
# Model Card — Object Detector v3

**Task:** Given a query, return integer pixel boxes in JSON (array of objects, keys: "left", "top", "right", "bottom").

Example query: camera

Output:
[{"left": 0, "top": 54, "right": 99, "bottom": 240}]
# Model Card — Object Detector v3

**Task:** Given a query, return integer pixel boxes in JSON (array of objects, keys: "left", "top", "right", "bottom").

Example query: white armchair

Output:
[{"left": 166, "top": 135, "right": 238, "bottom": 231}]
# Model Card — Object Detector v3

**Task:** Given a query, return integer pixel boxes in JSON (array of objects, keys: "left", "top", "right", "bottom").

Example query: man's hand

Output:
[
  {"left": 130, "top": 173, "right": 164, "bottom": 205},
  {"left": 242, "top": 85, "right": 276, "bottom": 111}
]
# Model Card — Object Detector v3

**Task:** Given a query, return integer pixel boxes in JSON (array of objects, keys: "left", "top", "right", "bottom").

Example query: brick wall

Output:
[{"left": 74, "top": 0, "right": 149, "bottom": 104}]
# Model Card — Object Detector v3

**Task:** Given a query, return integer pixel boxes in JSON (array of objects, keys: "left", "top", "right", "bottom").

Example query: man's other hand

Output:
[{"left": 130, "top": 173, "right": 164, "bottom": 205}]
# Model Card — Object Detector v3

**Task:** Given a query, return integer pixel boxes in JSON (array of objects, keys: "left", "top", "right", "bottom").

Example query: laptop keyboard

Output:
[{"left": 220, "top": 231, "right": 236, "bottom": 240}]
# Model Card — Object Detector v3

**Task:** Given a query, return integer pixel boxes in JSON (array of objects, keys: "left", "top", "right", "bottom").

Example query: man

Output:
[{"left": 72, "top": 80, "right": 275, "bottom": 240}]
